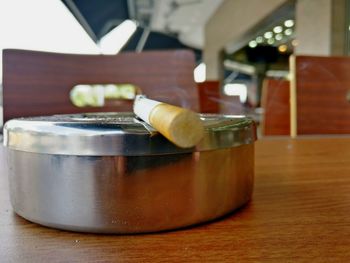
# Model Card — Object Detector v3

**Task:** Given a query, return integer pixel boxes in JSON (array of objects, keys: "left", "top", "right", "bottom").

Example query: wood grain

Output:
[
  {"left": 290, "top": 55, "right": 350, "bottom": 135},
  {"left": 2, "top": 49, "right": 199, "bottom": 123},
  {"left": 1, "top": 137, "right": 350, "bottom": 262},
  {"left": 261, "top": 78, "right": 290, "bottom": 136}
]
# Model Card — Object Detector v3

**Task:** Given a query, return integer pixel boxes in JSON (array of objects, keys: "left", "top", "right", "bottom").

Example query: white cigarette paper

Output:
[
  {"left": 133, "top": 95, "right": 162, "bottom": 125},
  {"left": 133, "top": 95, "right": 204, "bottom": 148}
]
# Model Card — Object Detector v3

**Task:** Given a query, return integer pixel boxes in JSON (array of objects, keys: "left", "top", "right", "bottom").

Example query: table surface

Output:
[{"left": 1, "top": 137, "right": 350, "bottom": 262}]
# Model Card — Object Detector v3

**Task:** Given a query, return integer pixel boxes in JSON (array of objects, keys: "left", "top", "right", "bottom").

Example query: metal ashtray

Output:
[{"left": 3, "top": 112, "right": 256, "bottom": 233}]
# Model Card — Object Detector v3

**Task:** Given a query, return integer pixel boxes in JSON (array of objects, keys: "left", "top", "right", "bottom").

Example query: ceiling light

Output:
[
  {"left": 264, "top": 31, "right": 273, "bottom": 39},
  {"left": 267, "top": 38, "right": 275, "bottom": 45},
  {"left": 275, "top": 34, "right": 283, "bottom": 41},
  {"left": 256, "top": 36, "right": 264, "bottom": 43},
  {"left": 194, "top": 63, "right": 206, "bottom": 83},
  {"left": 284, "top": 29, "right": 293, "bottom": 36},
  {"left": 284, "top": 19, "right": 294, "bottom": 27},
  {"left": 278, "top": 45, "right": 288, "bottom": 53},
  {"left": 248, "top": 40, "right": 257, "bottom": 48},
  {"left": 273, "top": 26, "right": 283, "bottom": 34},
  {"left": 99, "top": 20, "right": 137, "bottom": 55}
]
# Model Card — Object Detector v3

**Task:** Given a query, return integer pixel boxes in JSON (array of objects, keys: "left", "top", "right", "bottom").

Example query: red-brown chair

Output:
[
  {"left": 2, "top": 49, "right": 199, "bottom": 123},
  {"left": 290, "top": 55, "right": 350, "bottom": 136},
  {"left": 261, "top": 78, "right": 290, "bottom": 136},
  {"left": 197, "top": 81, "right": 220, "bottom": 113}
]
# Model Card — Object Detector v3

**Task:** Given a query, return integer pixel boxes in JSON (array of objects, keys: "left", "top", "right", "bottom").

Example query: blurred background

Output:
[{"left": 1, "top": 0, "right": 350, "bottom": 137}]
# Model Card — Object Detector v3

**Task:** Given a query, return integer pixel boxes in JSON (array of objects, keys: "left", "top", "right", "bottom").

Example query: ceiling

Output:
[
  {"left": 149, "top": 0, "right": 223, "bottom": 49},
  {"left": 63, "top": 0, "right": 223, "bottom": 51}
]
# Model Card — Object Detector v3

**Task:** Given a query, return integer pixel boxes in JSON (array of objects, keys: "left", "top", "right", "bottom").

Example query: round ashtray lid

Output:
[{"left": 3, "top": 112, "right": 256, "bottom": 156}]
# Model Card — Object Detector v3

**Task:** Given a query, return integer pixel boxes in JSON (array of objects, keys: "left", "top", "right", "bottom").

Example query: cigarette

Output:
[{"left": 133, "top": 95, "right": 204, "bottom": 148}]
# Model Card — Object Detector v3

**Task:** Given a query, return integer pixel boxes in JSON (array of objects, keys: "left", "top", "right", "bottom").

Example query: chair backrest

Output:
[
  {"left": 290, "top": 55, "right": 350, "bottom": 136},
  {"left": 261, "top": 78, "right": 290, "bottom": 136},
  {"left": 219, "top": 95, "right": 244, "bottom": 115},
  {"left": 197, "top": 81, "right": 220, "bottom": 113},
  {"left": 2, "top": 49, "right": 198, "bottom": 123}
]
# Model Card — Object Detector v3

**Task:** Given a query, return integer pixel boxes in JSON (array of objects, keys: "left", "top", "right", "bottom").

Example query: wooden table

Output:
[{"left": 1, "top": 137, "right": 350, "bottom": 262}]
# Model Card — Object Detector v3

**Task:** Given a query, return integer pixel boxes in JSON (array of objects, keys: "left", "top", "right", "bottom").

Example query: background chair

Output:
[
  {"left": 219, "top": 95, "right": 244, "bottom": 115},
  {"left": 197, "top": 80, "right": 245, "bottom": 115},
  {"left": 2, "top": 49, "right": 198, "bottom": 123},
  {"left": 261, "top": 77, "right": 290, "bottom": 136},
  {"left": 290, "top": 55, "right": 350, "bottom": 136},
  {"left": 197, "top": 81, "right": 220, "bottom": 113}
]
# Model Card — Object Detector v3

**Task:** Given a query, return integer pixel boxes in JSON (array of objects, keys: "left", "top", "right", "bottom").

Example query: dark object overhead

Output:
[
  {"left": 124, "top": 27, "right": 202, "bottom": 61},
  {"left": 246, "top": 45, "right": 279, "bottom": 64},
  {"left": 125, "top": 28, "right": 189, "bottom": 51},
  {"left": 62, "top": 0, "right": 201, "bottom": 60},
  {"left": 63, "top": 0, "right": 129, "bottom": 40}
]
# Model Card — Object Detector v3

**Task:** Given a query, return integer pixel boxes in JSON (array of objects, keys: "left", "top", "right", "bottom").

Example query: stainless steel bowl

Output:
[{"left": 3, "top": 113, "right": 256, "bottom": 233}]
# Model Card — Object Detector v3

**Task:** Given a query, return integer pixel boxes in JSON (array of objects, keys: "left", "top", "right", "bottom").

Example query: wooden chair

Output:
[
  {"left": 261, "top": 78, "right": 290, "bottom": 136},
  {"left": 219, "top": 95, "right": 244, "bottom": 115},
  {"left": 290, "top": 55, "right": 350, "bottom": 136},
  {"left": 2, "top": 49, "right": 199, "bottom": 123},
  {"left": 197, "top": 81, "right": 220, "bottom": 113}
]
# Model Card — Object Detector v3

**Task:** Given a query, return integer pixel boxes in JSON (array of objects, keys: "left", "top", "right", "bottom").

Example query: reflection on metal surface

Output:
[
  {"left": 3, "top": 113, "right": 256, "bottom": 156},
  {"left": 7, "top": 143, "right": 254, "bottom": 233}
]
